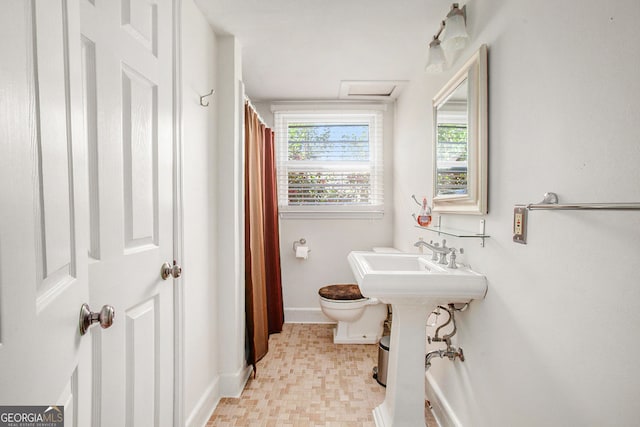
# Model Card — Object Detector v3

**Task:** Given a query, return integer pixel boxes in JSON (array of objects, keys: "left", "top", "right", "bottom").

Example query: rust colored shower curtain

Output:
[
  {"left": 244, "top": 102, "right": 284, "bottom": 370},
  {"left": 262, "top": 126, "right": 284, "bottom": 335}
]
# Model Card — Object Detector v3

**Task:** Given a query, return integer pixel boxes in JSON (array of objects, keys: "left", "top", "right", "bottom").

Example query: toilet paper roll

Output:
[{"left": 295, "top": 246, "right": 309, "bottom": 259}]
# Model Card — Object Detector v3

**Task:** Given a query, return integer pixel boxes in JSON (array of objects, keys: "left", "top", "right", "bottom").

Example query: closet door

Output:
[
  {"left": 0, "top": 1, "right": 91, "bottom": 424},
  {"left": 80, "top": 0, "right": 175, "bottom": 425}
]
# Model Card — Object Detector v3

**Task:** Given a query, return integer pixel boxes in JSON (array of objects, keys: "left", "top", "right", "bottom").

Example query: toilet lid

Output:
[{"left": 318, "top": 284, "right": 364, "bottom": 301}]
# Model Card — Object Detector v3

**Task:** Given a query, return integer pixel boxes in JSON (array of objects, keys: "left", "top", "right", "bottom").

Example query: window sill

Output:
[{"left": 279, "top": 210, "right": 384, "bottom": 220}]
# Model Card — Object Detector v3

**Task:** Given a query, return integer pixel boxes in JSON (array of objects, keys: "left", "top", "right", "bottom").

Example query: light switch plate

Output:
[{"left": 513, "top": 206, "right": 527, "bottom": 244}]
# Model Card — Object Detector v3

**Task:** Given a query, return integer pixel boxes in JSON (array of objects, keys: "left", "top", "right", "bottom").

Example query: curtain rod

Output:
[{"left": 244, "top": 95, "right": 269, "bottom": 127}]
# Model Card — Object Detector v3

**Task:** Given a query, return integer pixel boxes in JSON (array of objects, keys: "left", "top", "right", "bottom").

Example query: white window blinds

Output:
[{"left": 274, "top": 111, "right": 383, "bottom": 217}]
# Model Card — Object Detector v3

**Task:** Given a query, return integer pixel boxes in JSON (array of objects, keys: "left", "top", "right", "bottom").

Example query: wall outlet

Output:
[{"left": 513, "top": 206, "right": 527, "bottom": 244}]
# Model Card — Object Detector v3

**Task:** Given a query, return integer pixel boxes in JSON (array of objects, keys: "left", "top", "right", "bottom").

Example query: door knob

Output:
[
  {"left": 161, "top": 260, "right": 182, "bottom": 280},
  {"left": 79, "top": 303, "right": 115, "bottom": 336}
]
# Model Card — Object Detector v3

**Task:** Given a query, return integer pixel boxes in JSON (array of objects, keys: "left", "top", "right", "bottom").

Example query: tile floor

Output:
[{"left": 207, "top": 323, "right": 437, "bottom": 426}]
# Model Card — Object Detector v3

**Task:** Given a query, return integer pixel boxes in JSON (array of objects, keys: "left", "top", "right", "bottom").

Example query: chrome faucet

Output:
[
  {"left": 414, "top": 239, "right": 450, "bottom": 265},
  {"left": 447, "top": 248, "right": 463, "bottom": 269},
  {"left": 414, "top": 239, "right": 439, "bottom": 261}
]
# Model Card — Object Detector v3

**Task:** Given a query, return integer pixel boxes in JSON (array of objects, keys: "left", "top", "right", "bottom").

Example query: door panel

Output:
[
  {"left": 34, "top": 0, "right": 75, "bottom": 286},
  {"left": 122, "top": 64, "right": 158, "bottom": 250},
  {"left": 125, "top": 298, "right": 158, "bottom": 426},
  {"left": 81, "top": 35, "right": 101, "bottom": 260},
  {"left": 59, "top": 370, "right": 79, "bottom": 427},
  {"left": 121, "top": 0, "right": 158, "bottom": 56}
]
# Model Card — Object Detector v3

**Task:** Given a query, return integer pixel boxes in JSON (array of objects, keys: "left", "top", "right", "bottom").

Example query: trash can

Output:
[{"left": 373, "top": 335, "right": 390, "bottom": 387}]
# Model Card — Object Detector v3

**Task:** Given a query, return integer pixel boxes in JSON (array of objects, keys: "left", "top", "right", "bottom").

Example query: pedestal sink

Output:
[{"left": 348, "top": 251, "right": 487, "bottom": 427}]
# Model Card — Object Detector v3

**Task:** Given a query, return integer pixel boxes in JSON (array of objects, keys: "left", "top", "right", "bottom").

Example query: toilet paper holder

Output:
[{"left": 292, "top": 238, "right": 311, "bottom": 253}]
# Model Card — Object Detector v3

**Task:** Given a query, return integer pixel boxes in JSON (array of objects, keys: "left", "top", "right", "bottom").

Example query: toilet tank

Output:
[{"left": 372, "top": 247, "right": 401, "bottom": 254}]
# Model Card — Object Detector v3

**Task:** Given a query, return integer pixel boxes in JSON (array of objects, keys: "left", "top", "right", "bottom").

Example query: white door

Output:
[
  {"left": 0, "top": 0, "right": 91, "bottom": 425},
  {"left": 79, "top": 0, "right": 176, "bottom": 426}
]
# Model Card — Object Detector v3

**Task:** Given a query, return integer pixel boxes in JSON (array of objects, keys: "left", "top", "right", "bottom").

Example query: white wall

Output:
[
  {"left": 181, "top": 0, "right": 221, "bottom": 424},
  {"left": 253, "top": 102, "right": 395, "bottom": 323},
  {"left": 181, "top": 2, "right": 249, "bottom": 426},
  {"left": 214, "top": 35, "right": 251, "bottom": 397},
  {"left": 393, "top": 0, "right": 640, "bottom": 425}
]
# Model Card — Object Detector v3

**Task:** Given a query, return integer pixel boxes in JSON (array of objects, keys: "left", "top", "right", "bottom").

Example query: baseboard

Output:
[
  {"left": 284, "top": 307, "right": 334, "bottom": 324},
  {"left": 187, "top": 365, "right": 252, "bottom": 427},
  {"left": 425, "top": 372, "right": 462, "bottom": 427},
  {"left": 186, "top": 376, "right": 220, "bottom": 427},
  {"left": 219, "top": 364, "right": 253, "bottom": 398}
]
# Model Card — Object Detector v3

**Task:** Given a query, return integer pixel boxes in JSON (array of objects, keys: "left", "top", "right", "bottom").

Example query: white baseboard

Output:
[
  {"left": 219, "top": 364, "right": 253, "bottom": 398},
  {"left": 186, "top": 376, "right": 220, "bottom": 427},
  {"left": 284, "top": 307, "right": 334, "bottom": 324},
  {"left": 187, "top": 365, "right": 252, "bottom": 427},
  {"left": 425, "top": 372, "right": 462, "bottom": 427}
]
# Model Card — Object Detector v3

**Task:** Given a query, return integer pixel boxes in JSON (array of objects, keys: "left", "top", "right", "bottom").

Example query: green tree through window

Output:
[
  {"left": 287, "top": 123, "right": 370, "bottom": 204},
  {"left": 436, "top": 124, "right": 468, "bottom": 194}
]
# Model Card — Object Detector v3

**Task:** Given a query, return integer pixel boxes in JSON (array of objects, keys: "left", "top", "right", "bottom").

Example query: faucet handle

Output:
[
  {"left": 430, "top": 241, "right": 439, "bottom": 261},
  {"left": 447, "top": 248, "right": 462, "bottom": 269},
  {"left": 447, "top": 248, "right": 462, "bottom": 268}
]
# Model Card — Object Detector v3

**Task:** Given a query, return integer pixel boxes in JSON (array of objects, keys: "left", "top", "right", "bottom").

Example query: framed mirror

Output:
[{"left": 432, "top": 44, "right": 487, "bottom": 214}]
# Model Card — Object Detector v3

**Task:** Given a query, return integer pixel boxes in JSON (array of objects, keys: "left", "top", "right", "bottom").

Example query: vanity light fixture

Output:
[
  {"left": 425, "top": 3, "right": 468, "bottom": 73},
  {"left": 425, "top": 36, "right": 446, "bottom": 73},
  {"left": 442, "top": 4, "right": 468, "bottom": 52}
]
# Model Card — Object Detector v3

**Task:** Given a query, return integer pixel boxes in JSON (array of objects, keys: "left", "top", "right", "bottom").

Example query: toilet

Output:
[
  {"left": 318, "top": 247, "right": 399, "bottom": 344},
  {"left": 319, "top": 284, "right": 387, "bottom": 344}
]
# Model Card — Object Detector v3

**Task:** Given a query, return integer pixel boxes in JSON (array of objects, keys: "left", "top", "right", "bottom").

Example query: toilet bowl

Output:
[
  {"left": 318, "top": 284, "right": 388, "bottom": 344},
  {"left": 318, "top": 247, "right": 399, "bottom": 344}
]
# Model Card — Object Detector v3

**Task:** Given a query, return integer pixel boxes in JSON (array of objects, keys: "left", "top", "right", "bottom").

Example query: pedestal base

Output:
[{"left": 372, "top": 302, "right": 434, "bottom": 427}]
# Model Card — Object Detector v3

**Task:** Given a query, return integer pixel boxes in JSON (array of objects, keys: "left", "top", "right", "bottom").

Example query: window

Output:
[{"left": 274, "top": 110, "right": 383, "bottom": 218}]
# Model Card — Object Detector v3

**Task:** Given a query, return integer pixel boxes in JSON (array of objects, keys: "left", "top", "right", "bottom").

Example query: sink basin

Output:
[
  {"left": 347, "top": 251, "right": 487, "bottom": 427},
  {"left": 348, "top": 251, "right": 487, "bottom": 304},
  {"left": 357, "top": 252, "right": 437, "bottom": 271}
]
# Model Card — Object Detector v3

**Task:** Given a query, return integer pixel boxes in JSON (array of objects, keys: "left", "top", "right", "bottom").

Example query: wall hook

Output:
[{"left": 200, "top": 89, "right": 215, "bottom": 107}]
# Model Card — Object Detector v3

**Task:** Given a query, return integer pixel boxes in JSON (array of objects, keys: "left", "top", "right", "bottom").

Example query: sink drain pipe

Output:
[{"left": 426, "top": 304, "right": 465, "bottom": 371}]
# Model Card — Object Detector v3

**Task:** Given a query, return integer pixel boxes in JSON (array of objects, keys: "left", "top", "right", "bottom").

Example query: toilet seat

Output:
[
  {"left": 319, "top": 284, "right": 371, "bottom": 310},
  {"left": 318, "top": 284, "right": 364, "bottom": 301}
]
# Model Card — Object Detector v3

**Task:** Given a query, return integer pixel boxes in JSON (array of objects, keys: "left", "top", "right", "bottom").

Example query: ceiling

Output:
[{"left": 195, "top": 0, "right": 446, "bottom": 101}]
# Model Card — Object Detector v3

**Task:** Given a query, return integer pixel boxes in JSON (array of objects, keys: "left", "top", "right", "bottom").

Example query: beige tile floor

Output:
[{"left": 207, "top": 323, "right": 436, "bottom": 426}]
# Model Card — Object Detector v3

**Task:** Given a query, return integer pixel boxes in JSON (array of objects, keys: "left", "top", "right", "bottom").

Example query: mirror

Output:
[{"left": 432, "top": 44, "right": 487, "bottom": 214}]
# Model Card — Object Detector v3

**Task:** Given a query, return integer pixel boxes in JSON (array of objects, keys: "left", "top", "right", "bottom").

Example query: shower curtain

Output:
[
  {"left": 262, "top": 127, "right": 284, "bottom": 335},
  {"left": 244, "top": 102, "right": 284, "bottom": 371}
]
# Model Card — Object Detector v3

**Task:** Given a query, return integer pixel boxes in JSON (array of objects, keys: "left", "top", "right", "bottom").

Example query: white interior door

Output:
[
  {"left": 79, "top": 0, "right": 175, "bottom": 425},
  {"left": 0, "top": 0, "right": 91, "bottom": 425}
]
